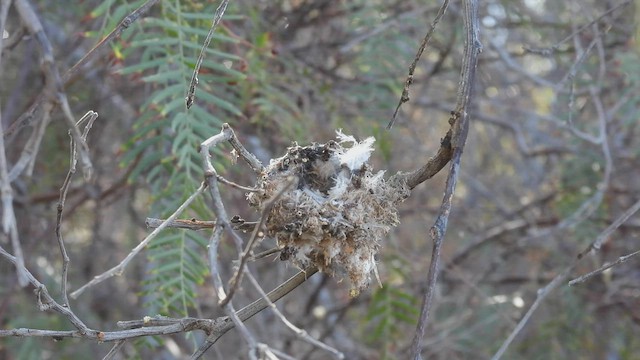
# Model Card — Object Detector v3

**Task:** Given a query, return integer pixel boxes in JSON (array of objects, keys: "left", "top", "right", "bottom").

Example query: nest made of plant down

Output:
[{"left": 247, "top": 131, "right": 410, "bottom": 295}]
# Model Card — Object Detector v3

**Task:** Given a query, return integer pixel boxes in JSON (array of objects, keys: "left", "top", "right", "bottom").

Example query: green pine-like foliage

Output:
[
  {"left": 363, "top": 256, "right": 420, "bottom": 358},
  {"left": 94, "top": 0, "right": 245, "bottom": 316}
]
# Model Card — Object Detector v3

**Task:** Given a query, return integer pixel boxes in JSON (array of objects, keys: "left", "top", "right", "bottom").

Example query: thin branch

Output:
[
  {"left": 102, "top": 340, "right": 127, "bottom": 360},
  {"left": 446, "top": 219, "right": 530, "bottom": 267},
  {"left": 5, "top": 0, "right": 160, "bottom": 137},
  {"left": 569, "top": 249, "right": 640, "bottom": 286},
  {"left": 221, "top": 176, "right": 296, "bottom": 307},
  {"left": 249, "top": 247, "right": 281, "bottom": 261},
  {"left": 263, "top": 347, "right": 296, "bottom": 360},
  {"left": 14, "top": 0, "right": 93, "bottom": 179},
  {"left": 488, "top": 39, "right": 560, "bottom": 90},
  {"left": 145, "top": 216, "right": 258, "bottom": 232},
  {"left": 578, "top": 197, "right": 640, "bottom": 259},
  {"left": 0, "top": 245, "right": 91, "bottom": 332},
  {"left": 146, "top": 217, "right": 216, "bottom": 230},
  {"left": 186, "top": 0, "right": 231, "bottom": 109},
  {"left": 199, "top": 127, "right": 234, "bottom": 298},
  {"left": 410, "top": 1, "right": 482, "bottom": 358},
  {"left": 523, "top": 0, "right": 631, "bottom": 55},
  {"left": 56, "top": 111, "right": 98, "bottom": 306},
  {"left": 0, "top": 0, "right": 28, "bottom": 287},
  {"left": 339, "top": 8, "right": 425, "bottom": 54},
  {"left": 216, "top": 174, "right": 260, "bottom": 192},
  {"left": 199, "top": 124, "right": 259, "bottom": 357},
  {"left": 491, "top": 196, "right": 640, "bottom": 359},
  {"left": 8, "top": 102, "right": 53, "bottom": 180},
  {"left": 70, "top": 183, "right": 207, "bottom": 299},
  {"left": 63, "top": 0, "right": 160, "bottom": 84},
  {"left": 191, "top": 266, "right": 319, "bottom": 358},
  {"left": 387, "top": 0, "right": 450, "bottom": 129},
  {"left": 490, "top": 269, "right": 572, "bottom": 360},
  {"left": 245, "top": 271, "right": 344, "bottom": 359},
  {"left": 226, "top": 127, "right": 265, "bottom": 174}
]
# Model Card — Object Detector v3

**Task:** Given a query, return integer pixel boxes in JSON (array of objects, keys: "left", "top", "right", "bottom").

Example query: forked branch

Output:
[{"left": 409, "top": 1, "right": 482, "bottom": 358}]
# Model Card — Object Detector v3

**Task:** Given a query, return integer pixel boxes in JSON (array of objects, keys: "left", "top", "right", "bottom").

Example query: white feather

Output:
[
  {"left": 335, "top": 129, "right": 357, "bottom": 145},
  {"left": 339, "top": 136, "right": 375, "bottom": 171}
]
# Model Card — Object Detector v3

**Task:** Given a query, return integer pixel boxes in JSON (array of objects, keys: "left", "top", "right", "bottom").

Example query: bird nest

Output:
[{"left": 247, "top": 131, "right": 409, "bottom": 294}]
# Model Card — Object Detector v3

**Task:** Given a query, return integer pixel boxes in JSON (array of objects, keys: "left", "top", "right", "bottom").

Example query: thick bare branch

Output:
[{"left": 410, "top": 1, "right": 482, "bottom": 358}]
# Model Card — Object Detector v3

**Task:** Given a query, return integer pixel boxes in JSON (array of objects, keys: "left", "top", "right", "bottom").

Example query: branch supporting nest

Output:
[{"left": 407, "top": 1, "right": 482, "bottom": 358}]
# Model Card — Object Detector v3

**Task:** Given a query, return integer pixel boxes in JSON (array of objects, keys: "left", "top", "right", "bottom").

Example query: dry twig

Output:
[
  {"left": 409, "top": 1, "right": 482, "bottom": 358},
  {"left": 186, "top": 0, "right": 231, "bottom": 109},
  {"left": 387, "top": 0, "right": 450, "bottom": 129},
  {"left": 569, "top": 249, "right": 640, "bottom": 286},
  {"left": 13, "top": 0, "right": 93, "bottom": 179},
  {"left": 70, "top": 183, "right": 207, "bottom": 299},
  {"left": 0, "top": 0, "right": 29, "bottom": 287},
  {"left": 56, "top": 111, "right": 98, "bottom": 306},
  {"left": 491, "top": 196, "right": 640, "bottom": 359},
  {"left": 6, "top": 0, "right": 160, "bottom": 137},
  {"left": 221, "top": 177, "right": 296, "bottom": 307},
  {"left": 245, "top": 271, "right": 344, "bottom": 359}
]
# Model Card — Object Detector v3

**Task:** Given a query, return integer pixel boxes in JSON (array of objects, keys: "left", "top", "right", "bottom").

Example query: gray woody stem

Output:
[{"left": 409, "top": 1, "right": 482, "bottom": 358}]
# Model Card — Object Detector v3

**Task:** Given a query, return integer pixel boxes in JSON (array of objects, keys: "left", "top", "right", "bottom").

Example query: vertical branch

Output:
[
  {"left": 409, "top": 1, "right": 482, "bottom": 358},
  {"left": 198, "top": 124, "right": 258, "bottom": 357},
  {"left": 0, "top": 0, "right": 28, "bottom": 287},
  {"left": 56, "top": 111, "right": 98, "bottom": 305},
  {"left": 14, "top": 0, "right": 93, "bottom": 179}
]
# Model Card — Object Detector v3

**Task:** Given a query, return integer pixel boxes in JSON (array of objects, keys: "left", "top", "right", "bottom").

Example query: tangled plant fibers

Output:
[{"left": 247, "top": 131, "right": 409, "bottom": 294}]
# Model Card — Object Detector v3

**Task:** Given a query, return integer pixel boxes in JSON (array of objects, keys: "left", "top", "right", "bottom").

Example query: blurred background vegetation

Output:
[{"left": 1, "top": 0, "right": 639, "bottom": 358}]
